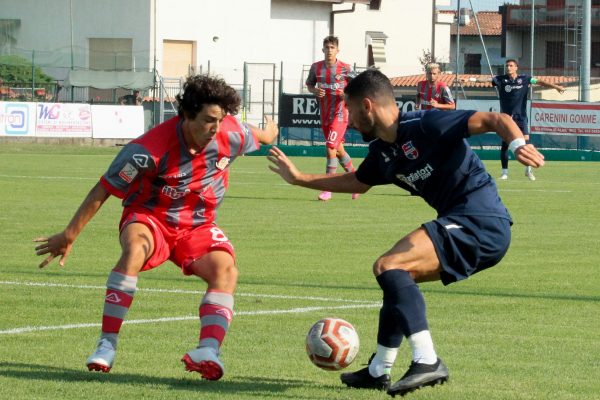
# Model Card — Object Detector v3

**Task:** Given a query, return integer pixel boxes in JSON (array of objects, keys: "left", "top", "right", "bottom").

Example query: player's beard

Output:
[{"left": 354, "top": 112, "right": 377, "bottom": 142}]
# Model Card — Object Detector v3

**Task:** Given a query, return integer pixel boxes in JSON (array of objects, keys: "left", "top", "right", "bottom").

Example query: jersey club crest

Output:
[{"left": 401, "top": 141, "right": 419, "bottom": 160}]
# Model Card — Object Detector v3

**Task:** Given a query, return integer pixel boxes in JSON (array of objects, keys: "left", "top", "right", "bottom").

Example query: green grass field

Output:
[{"left": 1, "top": 143, "right": 599, "bottom": 400}]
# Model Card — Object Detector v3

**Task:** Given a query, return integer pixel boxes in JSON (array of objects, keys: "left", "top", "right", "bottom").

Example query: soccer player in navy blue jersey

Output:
[
  {"left": 466, "top": 59, "right": 564, "bottom": 181},
  {"left": 268, "top": 69, "right": 545, "bottom": 397}
]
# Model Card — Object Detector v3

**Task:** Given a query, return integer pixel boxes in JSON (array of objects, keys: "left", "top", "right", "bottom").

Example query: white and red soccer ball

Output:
[{"left": 306, "top": 317, "right": 360, "bottom": 370}]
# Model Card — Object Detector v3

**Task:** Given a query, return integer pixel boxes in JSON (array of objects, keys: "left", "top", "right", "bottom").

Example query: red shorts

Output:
[
  {"left": 322, "top": 119, "right": 348, "bottom": 149},
  {"left": 120, "top": 209, "right": 235, "bottom": 275}
]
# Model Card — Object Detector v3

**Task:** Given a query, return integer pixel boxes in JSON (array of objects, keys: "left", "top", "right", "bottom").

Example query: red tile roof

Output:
[
  {"left": 440, "top": 10, "right": 502, "bottom": 36},
  {"left": 389, "top": 73, "right": 578, "bottom": 88}
]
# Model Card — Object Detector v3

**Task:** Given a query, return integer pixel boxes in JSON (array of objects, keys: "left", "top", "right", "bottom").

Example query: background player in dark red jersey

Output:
[
  {"left": 34, "top": 75, "right": 278, "bottom": 381},
  {"left": 306, "top": 35, "right": 359, "bottom": 201},
  {"left": 268, "top": 69, "right": 544, "bottom": 397},
  {"left": 415, "top": 63, "right": 455, "bottom": 111}
]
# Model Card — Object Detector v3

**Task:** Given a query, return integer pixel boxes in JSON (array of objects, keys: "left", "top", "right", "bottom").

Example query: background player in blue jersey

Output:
[
  {"left": 268, "top": 69, "right": 545, "bottom": 397},
  {"left": 466, "top": 59, "right": 564, "bottom": 181}
]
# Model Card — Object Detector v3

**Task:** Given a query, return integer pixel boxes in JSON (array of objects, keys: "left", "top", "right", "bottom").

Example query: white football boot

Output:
[
  {"left": 181, "top": 346, "right": 224, "bottom": 381},
  {"left": 86, "top": 338, "right": 116, "bottom": 373}
]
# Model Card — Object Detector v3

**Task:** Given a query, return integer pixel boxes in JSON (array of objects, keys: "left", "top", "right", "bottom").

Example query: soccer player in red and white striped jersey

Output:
[
  {"left": 306, "top": 36, "right": 359, "bottom": 201},
  {"left": 34, "top": 75, "right": 278, "bottom": 381},
  {"left": 415, "top": 63, "right": 455, "bottom": 111}
]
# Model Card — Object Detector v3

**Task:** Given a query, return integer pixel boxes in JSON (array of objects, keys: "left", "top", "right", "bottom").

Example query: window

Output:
[
  {"left": 592, "top": 42, "right": 600, "bottom": 68},
  {"left": 546, "top": 41, "right": 564, "bottom": 68},
  {"left": 464, "top": 54, "right": 481, "bottom": 74},
  {"left": 163, "top": 40, "right": 196, "bottom": 79},
  {"left": 368, "top": 0, "right": 382, "bottom": 10}
]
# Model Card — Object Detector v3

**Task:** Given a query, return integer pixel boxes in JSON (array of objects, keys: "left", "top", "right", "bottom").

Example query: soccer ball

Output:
[{"left": 305, "top": 317, "right": 360, "bottom": 370}]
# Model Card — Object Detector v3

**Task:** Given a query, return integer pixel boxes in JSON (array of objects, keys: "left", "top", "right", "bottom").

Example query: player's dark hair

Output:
[
  {"left": 323, "top": 35, "right": 339, "bottom": 47},
  {"left": 506, "top": 58, "right": 518, "bottom": 67},
  {"left": 176, "top": 74, "right": 240, "bottom": 119},
  {"left": 344, "top": 68, "right": 394, "bottom": 101}
]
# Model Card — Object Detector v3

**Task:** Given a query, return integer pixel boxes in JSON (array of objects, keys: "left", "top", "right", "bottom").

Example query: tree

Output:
[
  {"left": 0, "top": 55, "right": 54, "bottom": 84},
  {"left": 418, "top": 49, "right": 439, "bottom": 72}
]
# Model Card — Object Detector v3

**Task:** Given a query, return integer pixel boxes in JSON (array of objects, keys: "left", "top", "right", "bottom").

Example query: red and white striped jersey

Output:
[
  {"left": 306, "top": 60, "right": 353, "bottom": 124},
  {"left": 416, "top": 80, "right": 455, "bottom": 110},
  {"left": 100, "top": 115, "right": 260, "bottom": 229}
]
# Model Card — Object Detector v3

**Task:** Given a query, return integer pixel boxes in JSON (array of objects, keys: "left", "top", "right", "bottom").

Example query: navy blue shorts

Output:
[{"left": 423, "top": 215, "right": 511, "bottom": 285}]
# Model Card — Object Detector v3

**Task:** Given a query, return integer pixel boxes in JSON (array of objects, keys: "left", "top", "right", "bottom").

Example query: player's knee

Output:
[
  {"left": 326, "top": 142, "right": 337, "bottom": 150},
  {"left": 373, "top": 256, "right": 399, "bottom": 276}
]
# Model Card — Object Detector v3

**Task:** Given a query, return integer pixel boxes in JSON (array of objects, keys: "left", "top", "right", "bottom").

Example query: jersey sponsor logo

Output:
[
  {"left": 318, "top": 82, "right": 342, "bottom": 90},
  {"left": 132, "top": 154, "right": 149, "bottom": 168},
  {"left": 105, "top": 292, "right": 122, "bottom": 304},
  {"left": 401, "top": 141, "right": 419, "bottom": 160},
  {"left": 118, "top": 162, "right": 138, "bottom": 183},
  {"left": 504, "top": 84, "right": 523, "bottom": 93},
  {"left": 396, "top": 163, "right": 434, "bottom": 189},
  {"left": 159, "top": 171, "right": 187, "bottom": 179},
  {"left": 215, "top": 157, "right": 230, "bottom": 171},
  {"left": 162, "top": 185, "right": 190, "bottom": 199}
]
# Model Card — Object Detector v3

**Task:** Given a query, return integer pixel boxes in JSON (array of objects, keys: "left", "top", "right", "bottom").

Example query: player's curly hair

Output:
[{"left": 176, "top": 74, "right": 240, "bottom": 119}]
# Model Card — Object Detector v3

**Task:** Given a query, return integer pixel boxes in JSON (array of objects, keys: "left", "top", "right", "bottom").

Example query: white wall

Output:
[
  {"left": 153, "top": 0, "right": 330, "bottom": 93},
  {"left": 1, "top": 0, "right": 151, "bottom": 79},
  {"left": 333, "top": 1, "right": 435, "bottom": 77}
]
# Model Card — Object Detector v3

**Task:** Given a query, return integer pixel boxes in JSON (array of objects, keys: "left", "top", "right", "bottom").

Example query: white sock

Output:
[
  {"left": 525, "top": 166, "right": 532, "bottom": 174},
  {"left": 502, "top": 168, "right": 508, "bottom": 175},
  {"left": 408, "top": 330, "right": 437, "bottom": 364},
  {"left": 368, "top": 344, "right": 398, "bottom": 377}
]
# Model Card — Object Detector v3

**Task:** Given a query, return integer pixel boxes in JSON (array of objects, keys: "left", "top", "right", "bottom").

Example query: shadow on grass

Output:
[{"left": 0, "top": 362, "right": 333, "bottom": 398}]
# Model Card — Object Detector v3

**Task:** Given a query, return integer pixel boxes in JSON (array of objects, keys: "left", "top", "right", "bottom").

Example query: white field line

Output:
[
  {"left": 0, "top": 280, "right": 380, "bottom": 335},
  {"left": 0, "top": 280, "right": 372, "bottom": 303},
  {"left": 0, "top": 174, "right": 286, "bottom": 186},
  {"left": 0, "top": 174, "right": 587, "bottom": 190},
  {"left": 0, "top": 303, "right": 380, "bottom": 335}
]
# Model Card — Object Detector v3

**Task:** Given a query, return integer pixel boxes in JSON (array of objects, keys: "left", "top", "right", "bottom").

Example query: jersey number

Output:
[{"left": 210, "top": 227, "right": 229, "bottom": 242}]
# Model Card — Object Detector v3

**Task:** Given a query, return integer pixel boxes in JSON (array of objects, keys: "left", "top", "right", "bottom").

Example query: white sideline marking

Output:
[
  {"left": 0, "top": 280, "right": 371, "bottom": 303},
  {"left": 0, "top": 303, "right": 380, "bottom": 335}
]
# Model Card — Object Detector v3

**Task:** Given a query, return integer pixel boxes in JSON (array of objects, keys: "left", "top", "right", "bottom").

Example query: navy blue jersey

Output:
[
  {"left": 355, "top": 110, "right": 510, "bottom": 220},
  {"left": 492, "top": 74, "right": 532, "bottom": 120}
]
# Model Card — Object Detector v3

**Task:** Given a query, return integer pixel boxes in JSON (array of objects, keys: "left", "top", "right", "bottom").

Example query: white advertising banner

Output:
[
  {"left": 91, "top": 105, "right": 145, "bottom": 139},
  {"left": 0, "top": 102, "right": 37, "bottom": 136},
  {"left": 456, "top": 99, "right": 501, "bottom": 113},
  {"left": 35, "top": 102, "right": 92, "bottom": 137},
  {"left": 531, "top": 101, "right": 600, "bottom": 136}
]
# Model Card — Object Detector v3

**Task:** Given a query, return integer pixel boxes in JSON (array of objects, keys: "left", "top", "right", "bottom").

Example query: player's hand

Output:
[
  {"left": 263, "top": 115, "right": 279, "bottom": 140},
  {"left": 267, "top": 146, "right": 301, "bottom": 185},
  {"left": 430, "top": 99, "right": 439, "bottom": 108},
  {"left": 33, "top": 231, "right": 73, "bottom": 268},
  {"left": 514, "top": 144, "right": 545, "bottom": 168}
]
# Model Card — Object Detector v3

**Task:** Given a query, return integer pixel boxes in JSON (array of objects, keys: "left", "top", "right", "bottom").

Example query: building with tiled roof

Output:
[
  {"left": 442, "top": 9, "right": 505, "bottom": 75},
  {"left": 389, "top": 72, "right": 583, "bottom": 101}
]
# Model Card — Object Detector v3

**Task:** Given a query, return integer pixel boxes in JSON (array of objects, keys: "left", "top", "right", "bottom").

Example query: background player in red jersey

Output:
[
  {"left": 416, "top": 63, "right": 455, "bottom": 111},
  {"left": 306, "top": 35, "right": 359, "bottom": 201},
  {"left": 34, "top": 75, "right": 278, "bottom": 381}
]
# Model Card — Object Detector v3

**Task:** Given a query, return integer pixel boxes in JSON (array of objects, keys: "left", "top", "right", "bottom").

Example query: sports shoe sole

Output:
[
  {"left": 388, "top": 376, "right": 448, "bottom": 397},
  {"left": 181, "top": 354, "right": 223, "bottom": 381},
  {"left": 87, "top": 362, "right": 111, "bottom": 373}
]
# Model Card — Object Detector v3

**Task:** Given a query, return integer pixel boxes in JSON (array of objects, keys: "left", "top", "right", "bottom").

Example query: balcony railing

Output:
[{"left": 505, "top": 5, "right": 600, "bottom": 27}]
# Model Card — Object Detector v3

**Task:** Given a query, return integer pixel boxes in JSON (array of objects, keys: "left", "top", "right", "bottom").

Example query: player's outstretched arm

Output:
[
  {"left": 34, "top": 181, "right": 110, "bottom": 268},
  {"left": 267, "top": 146, "right": 370, "bottom": 194},
  {"left": 467, "top": 111, "right": 545, "bottom": 168},
  {"left": 536, "top": 79, "right": 565, "bottom": 94}
]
